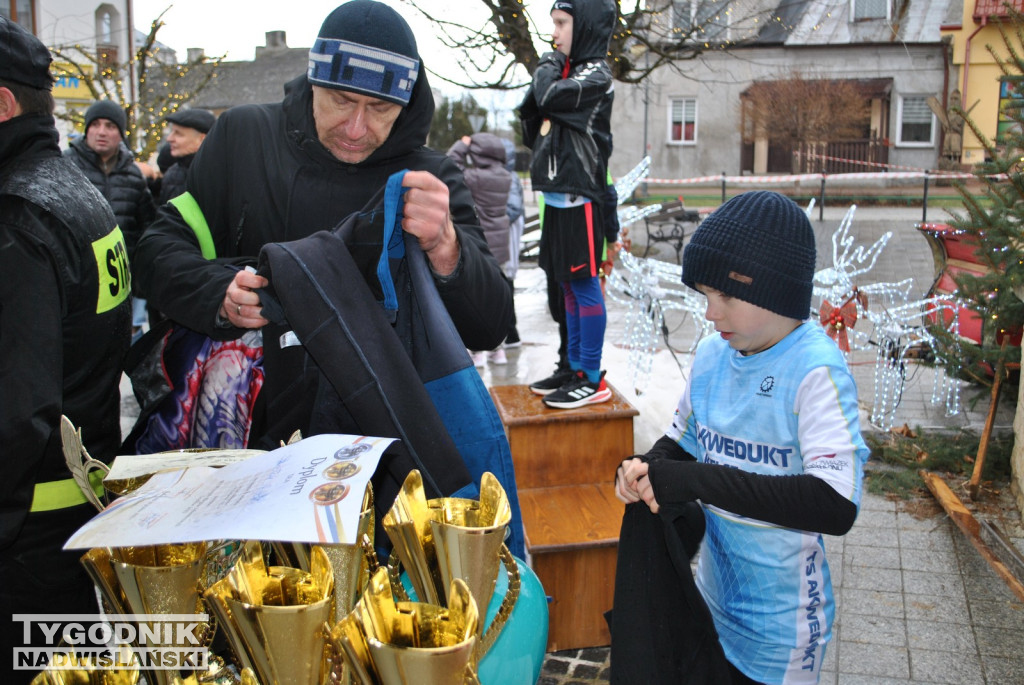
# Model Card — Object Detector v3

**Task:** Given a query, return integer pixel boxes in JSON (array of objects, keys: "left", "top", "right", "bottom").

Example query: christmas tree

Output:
[{"left": 928, "top": 18, "right": 1024, "bottom": 389}]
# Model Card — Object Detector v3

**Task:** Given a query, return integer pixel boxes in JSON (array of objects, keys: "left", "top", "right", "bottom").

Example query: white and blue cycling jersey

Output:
[{"left": 668, "top": 322, "right": 869, "bottom": 684}]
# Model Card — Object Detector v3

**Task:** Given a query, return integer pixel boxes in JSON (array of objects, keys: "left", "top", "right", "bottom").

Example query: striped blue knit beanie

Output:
[
  {"left": 308, "top": 0, "right": 420, "bottom": 106},
  {"left": 682, "top": 191, "right": 816, "bottom": 320}
]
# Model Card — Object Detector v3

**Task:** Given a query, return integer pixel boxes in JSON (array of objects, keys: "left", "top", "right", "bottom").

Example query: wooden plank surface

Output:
[
  {"left": 519, "top": 484, "right": 624, "bottom": 552},
  {"left": 489, "top": 384, "right": 638, "bottom": 428}
]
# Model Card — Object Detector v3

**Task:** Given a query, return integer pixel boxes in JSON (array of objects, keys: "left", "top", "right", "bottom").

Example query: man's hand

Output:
[
  {"left": 615, "top": 457, "right": 660, "bottom": 513},
  {"left": 401, "top": 170, "right": 460, "bottom": 276},
  {"left": 220, "top": 268, "right": 269, "bottom": 328}
]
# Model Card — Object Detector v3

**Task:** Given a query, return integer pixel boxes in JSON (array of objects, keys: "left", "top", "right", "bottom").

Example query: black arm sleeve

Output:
[{"left": 647, "top": 459, "right": 858, "bottom": 536}]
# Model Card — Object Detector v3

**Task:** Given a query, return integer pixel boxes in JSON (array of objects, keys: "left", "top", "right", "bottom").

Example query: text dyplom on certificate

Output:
[{"left": 64, "top": 434, "right": 393, "bottom": 549}]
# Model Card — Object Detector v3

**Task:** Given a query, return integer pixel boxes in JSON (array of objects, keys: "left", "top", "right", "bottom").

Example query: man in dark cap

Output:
[
  {"left": 65, "top": 98, "right": 156, "bottom": 339},
  {"left": 133, "top": 0, "right": 524, "bottom": 555},
  {"left": 0, "top": 16, "right": 131, "bottom": 680},
  {"left": 158, "top": 107, "right": 216, "bottom": 204},
  {"left": 64, "top": 99, "right": 156, "bottom": 261}
]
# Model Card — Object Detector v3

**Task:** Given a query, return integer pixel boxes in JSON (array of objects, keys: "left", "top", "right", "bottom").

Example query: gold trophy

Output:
[
  {"left": 79, "top": 543, "right": 211, "bottom": 685},
  {"left": 270, "top": 483, "right": 376, "bottom": 622},
  {"left": 381, "top": 471, "right": 514, "bottom": 662},
  {"left": 330, "top": 567, "right": 479, "bottom": 684},
  {"left": 203, "top": 541, "right": 335, "bottom": 685}
]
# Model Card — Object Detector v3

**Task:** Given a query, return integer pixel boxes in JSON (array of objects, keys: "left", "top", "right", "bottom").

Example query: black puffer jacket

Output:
[
  {"left": 0, "top": 114, "right": 131, "bottom": 544},
  {"left": 447, "top": 133, "right": 513, "bottom": 266},
  {"left": 63, "top": 138, "right": 156, "bottom": 259},
  {"left": 519, "top": 0, "right": 616, "bottom": 200}
]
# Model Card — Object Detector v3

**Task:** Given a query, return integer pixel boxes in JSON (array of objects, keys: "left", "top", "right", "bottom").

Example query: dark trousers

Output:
[
  {"left": 545, "top": 269, "right": 569, "bottom": 370},
  {"left": 0, "top": 503, "right": 100, "bottom": 683}
]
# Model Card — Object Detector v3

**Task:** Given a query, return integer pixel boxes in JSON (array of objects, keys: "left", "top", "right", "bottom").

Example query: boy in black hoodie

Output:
[{"left": 519, "top": 0, "right": 619, "bottom": 409}]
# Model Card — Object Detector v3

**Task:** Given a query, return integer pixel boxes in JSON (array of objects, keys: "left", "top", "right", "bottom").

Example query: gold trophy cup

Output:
[
  {"left": 330, "top": 567, "right": 479, "bottom": 685},
  {"left": 203, "top": 541, "right": 335, "bottom": 685}
]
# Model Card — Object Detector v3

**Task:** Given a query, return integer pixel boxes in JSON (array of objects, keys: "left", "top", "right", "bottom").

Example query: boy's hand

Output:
[{"left": 615, "top": 458, "right": 660, "bottom": 513}]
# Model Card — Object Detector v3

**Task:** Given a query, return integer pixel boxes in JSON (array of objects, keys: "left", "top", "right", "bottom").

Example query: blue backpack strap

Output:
[{"left": 377, "top": 170, "right": 409, "bottom": 314}]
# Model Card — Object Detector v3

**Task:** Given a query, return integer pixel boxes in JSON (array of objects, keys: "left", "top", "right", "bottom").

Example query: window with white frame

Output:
[
  {"left": 852, "top": 0, "right": 889, "bottom": 20},
  {"left": 669, "top": 97, "right": 697, "bottom": 144},
  {"left": 671, "top": 0, "right": 729, "bottom": 43},
  {"left": 896, "top": 95, "right": 935, "bottom": 146}
]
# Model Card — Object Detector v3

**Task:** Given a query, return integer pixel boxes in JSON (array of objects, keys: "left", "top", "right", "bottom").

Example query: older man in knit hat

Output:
[
  {"left": 0, "top": 16, "right": 131, "bottom": 680},
  {"left": 133, "top": 0, "right": 523, "bottom": 556}
]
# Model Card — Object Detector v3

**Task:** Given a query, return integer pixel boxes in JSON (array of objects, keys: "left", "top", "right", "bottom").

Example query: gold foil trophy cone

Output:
[
  {"left": 79, "top": 543, "right": 211, "bottom": 685},
  {"left": 203, "top": 541, "right": 335, "bottom": 685},
  {"left": 330, "top": 567, "right": 479, "bottom": 685},
  {"left": 382, "top": 471, "right": 510, "bottom": 632},
  {"left": 271, "top": 483, "right": 376, "bottom": 622}
]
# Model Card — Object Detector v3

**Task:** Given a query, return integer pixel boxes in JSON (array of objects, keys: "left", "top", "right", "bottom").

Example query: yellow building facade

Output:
[{"left": 942, "top": 0, "right": 1024, "bottom": 167}]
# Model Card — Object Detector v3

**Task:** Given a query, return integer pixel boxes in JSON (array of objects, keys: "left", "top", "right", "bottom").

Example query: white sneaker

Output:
[
  {"left": 471, "top": 351, "right": 487, "bottom": 367},
  {"left": 489, "top": 348, "right": 508, "bottom": 365}
]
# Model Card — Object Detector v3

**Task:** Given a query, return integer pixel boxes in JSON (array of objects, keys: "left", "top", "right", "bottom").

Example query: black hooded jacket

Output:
[
  {"left": 0, "top": 113, "right": 131, "bottom": 544},
  {"left": 135, "top": 72, "right": 511, "bottom": 346},
  {"left": 133, "top": 68, "right": 513, "bottom": 447},
  {"left": 519, "top": 0, "right": 616, "bottom": 200}
]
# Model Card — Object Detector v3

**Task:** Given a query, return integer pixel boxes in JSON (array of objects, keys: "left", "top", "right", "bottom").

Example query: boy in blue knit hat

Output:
[{"left": 613, "top": 191, "right": 870, "bottom": 684}]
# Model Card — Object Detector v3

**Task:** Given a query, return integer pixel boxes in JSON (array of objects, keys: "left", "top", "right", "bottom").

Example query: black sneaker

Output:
[
  {"left": 543, "top": 371, "right": 612, "bottom": 409},
  {"left": 528, "top": 368, "right": 577, "bottom": 396}
]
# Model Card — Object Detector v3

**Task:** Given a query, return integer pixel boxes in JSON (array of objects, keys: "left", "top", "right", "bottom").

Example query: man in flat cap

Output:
[
  {"left": 133, "top": 0, "right": 524, "bottom": 556},
  {"left": 0, "top": 16, "right": 131, "bottom": 680},
  {"left": 158, "top": 107, "right": 216, "bottom": 205}
]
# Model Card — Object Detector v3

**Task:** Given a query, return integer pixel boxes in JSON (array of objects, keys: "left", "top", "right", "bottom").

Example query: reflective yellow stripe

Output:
[
  {"left": 92, "top": 226, "right": 131, "bottom": 314},
  {"left": 168, "top": 192, "right": 217, "bottom": 260},
  {"left": 30, "top": 470, "right": 105, "bottom": 512}
]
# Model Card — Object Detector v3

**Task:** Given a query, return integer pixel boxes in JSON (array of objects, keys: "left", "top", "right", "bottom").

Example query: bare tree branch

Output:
[
  {"left": 49, "top": 9, "right": 222, "bottom": 158},
  {"left": 400, "top": 0, "right": 782, "bottom": 88}
]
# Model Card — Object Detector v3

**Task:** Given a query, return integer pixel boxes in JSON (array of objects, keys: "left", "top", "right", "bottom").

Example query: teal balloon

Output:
[
  {"left": 478, "top": 556, "right": 548, "bottom": 685},
  {"left": 399, "top": 555, "right": 548, "bottom": 685}
]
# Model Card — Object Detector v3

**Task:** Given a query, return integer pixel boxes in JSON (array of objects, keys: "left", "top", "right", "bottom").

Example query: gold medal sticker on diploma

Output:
[
  {"left": 309, "top": 481, "right": 350, "bottom": 505},
  {"left": 323, "top": 461, "right": 361, "bottom": 480},
  {"left": 540, "top": 119, "right": 551, "bottom": 136}
]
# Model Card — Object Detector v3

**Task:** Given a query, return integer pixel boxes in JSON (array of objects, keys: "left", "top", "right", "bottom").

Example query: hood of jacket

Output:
[
  {"left": 281, "top": 60, "right": 435, "bottom": 169},
  {"left": 466, "top": 132, "right": 507, "bottom": 171},
  {"left": 570, "top": 0, "right": 617, "bottom": 64}
]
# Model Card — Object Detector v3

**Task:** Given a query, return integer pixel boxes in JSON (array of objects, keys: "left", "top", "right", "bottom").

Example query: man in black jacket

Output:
[
  {"left": 133, "top": 1, "right": 516, "bottom": 522},
  {"left": 158, "top": 107, "right": 215, "bottom": 205},
  {"left": 64, "top": 99, "right": 156, "bottom": 259},
  {"left": 0, "top": 17, "right": 131, "bottom": 681},
  {"left": 65, "top": 98, "right": 156, "bottom": 339}
]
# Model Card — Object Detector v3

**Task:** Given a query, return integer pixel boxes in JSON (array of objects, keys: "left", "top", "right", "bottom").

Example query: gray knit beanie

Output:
[
  {"left": 682, "top": 191, "right": 816, "bottom": 320},
  {"left": 84, "top": 99, "right": 127, "bottom": 138}
]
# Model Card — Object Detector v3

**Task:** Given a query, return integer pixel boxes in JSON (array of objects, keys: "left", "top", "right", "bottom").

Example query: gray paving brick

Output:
[
  {"left": 838, "top": 640, "right": 910, "bottom": 679},
  {"left": 902, "top": 570, "right": 967, "bottom": 601},
  {"left": 906, "top": 618, "right": 978, "bottom": 653},
  {"left": 909, "top": 648, "right": 985, "bottom": 685},
  {"left": 842, "top": 587, "right": 906, "bottom": 620},
  {"left": 842, "top": 612, "right": 908, "bottom": 647}
]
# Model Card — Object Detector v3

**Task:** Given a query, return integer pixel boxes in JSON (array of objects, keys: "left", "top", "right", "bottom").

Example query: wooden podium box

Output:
[{"left": 489, "top": 384, "right": 637, "bottom": 651}]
